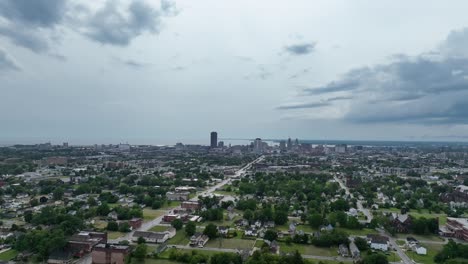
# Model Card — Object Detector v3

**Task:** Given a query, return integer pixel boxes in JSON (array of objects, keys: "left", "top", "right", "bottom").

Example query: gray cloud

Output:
[
  {"left": 284, "top": 43, "right": 316, "bottom": 55},
  {"left": 0, "top": 0, "right": 67, "bottom": 27},
  {"left": 0, "top": 0, "right": 67, "bottom": 52},
  {"left": 0, "top": 48, "right": 21, "bottom": 71},
  {"left": 277, "top": 102, "right": 330, "bottom": 110},
  {"left": 292, "top": 28, "right": 468, "bottom": 125},
  {"left": 0, "top": 0, "right": 179, "bottom": 52},
  {"left": 84, "top": 0, "right": 177, "bottom": 46}
]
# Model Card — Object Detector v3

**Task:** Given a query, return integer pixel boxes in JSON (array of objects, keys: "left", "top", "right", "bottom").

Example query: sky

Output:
[{"left": 2, "top": 0, "right": 468, "bottom": 145}]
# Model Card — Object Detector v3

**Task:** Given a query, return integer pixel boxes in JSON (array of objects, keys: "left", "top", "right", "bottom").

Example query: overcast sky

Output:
[{"left": 2, "top": 0, "right": 468, "bottom": 145}]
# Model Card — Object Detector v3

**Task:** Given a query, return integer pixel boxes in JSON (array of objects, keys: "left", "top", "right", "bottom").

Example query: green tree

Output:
[
  {"left": 274, "top": 210, "right": 288, "bottom": 225},
  {"left": 361, "top": 253, "right": 388, "bottom": 264},
  {"left": 203, "top": 223, "right": 218, "bottom": 239},
  {"left": 53, "top": 187, "right": 64, "bottom": 200},
  {"left": 133, "top": 243, "right": 147, "bottom": 260},
  {"left": 263, "top": 229, "right": 278, "bottom": 242},
  {"left": 354, "top": 237, "right": 369, "bottom": 251},
  {"left": 308, "top": 213, "right": 323, "bottom": 228},
  {"left": 171, "top": 219, "right": 183, "bottom": 230},
  {"left": 119, "top": 222, "right": 131, "bottom": 232},
  {"left": 185, "top": 221, "right": 196, "bottom": 237},
  {"left": 107, "top": 221, "right": 119, "bottom": 231}
]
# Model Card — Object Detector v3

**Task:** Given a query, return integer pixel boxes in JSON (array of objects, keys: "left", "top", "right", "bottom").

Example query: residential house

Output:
[
  {"left": 190, "top": 233, "right": 209, "bottom": 247},
  {"left": 349, "top": 240, "right": 360, "bottom": 258},
  {"left": 389, "top": 213, "right": 412, "bottom": 233},
  {"left": 338, "top": 244, "right": 350, "bottom": 257},
  {"left": 244, "top": 228, "right": 257, "bottom": 237},
  {"left": 368, "top": 234, "right": 389, "bottom": 251},
  {"left": 218, "top": 226, "right": 229, "bottom": 237}
]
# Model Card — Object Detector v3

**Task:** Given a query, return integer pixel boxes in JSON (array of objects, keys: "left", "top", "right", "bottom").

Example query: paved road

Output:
[
  {"left": 192, "top": 155, "right": 265, "bottom": 201},
  {"left": 334, "top": 175, "right": 373, "bottom": 223},
  {"left": 378, "top": 228, "right": 412, "bottom": 264}
]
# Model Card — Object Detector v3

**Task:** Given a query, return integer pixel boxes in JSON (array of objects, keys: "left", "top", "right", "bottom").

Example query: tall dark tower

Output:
[{"left": 210, "top": 132, "right": 218, "bottom": 148}]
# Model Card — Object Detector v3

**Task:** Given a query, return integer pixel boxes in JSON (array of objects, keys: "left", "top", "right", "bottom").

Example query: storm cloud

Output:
[{"left": 287, "top": 28, "right": 468, "bottom": 125}]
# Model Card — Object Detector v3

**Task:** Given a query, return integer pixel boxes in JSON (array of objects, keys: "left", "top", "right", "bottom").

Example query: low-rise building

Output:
[
  {"left": 190, "top": 233, "right": 209, "bottom": 247},
  {"left": 92, "top": 243, "right": 131, "bottom": 264},
  {"left": 368, "top": 234, "right": 389, "bottom": 251},
  {"left": 133, "top": 231, "right": 169, "bottom": 243},
  {"left": 166, "top": 192, "right": 190, "bottom": 201}
]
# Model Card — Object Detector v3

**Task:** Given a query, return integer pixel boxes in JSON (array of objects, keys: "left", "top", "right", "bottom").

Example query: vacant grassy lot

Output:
[
  {"left": 336, "top": 227, "right": 378, "bottom": 236},
  {"left": 107, "top": 231, "right": 125, "bottom": 239},
  {"left": 143, "top": 208, "right": 165, "bottom": 221},
  {"left": 0, "top": 249, "right": 18, "bottom": 261},
  {"left": 159, "top": 248, "right": 219, "bottom": 259},
  {"left": 407, "top": 243, "right": 443, "bottom": 264},
  {"left": 394, "top": 233, "right": 444, "bottom": 242},
  {"left": 167, "top": 231, "right": 189, "bottom": 245},
  {"left": 278, "top": 242, "right": 338, "bottom": 256},
  {"left": 150, "top": 225, "right": 171, "bottom": 232},
  {"left": 205, "top": 238, "right": 255, "bottom": 250}
]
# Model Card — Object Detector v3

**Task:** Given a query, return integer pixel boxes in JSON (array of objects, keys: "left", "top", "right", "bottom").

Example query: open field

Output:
[
  {"left": 336, "top": 228, "right": 379, "bottom": 236},
  {"left": 407, "top": 243, "right": 443, "bottom": 264},
  {"left": 108, "top": 231, "right": 125, "bottom": 239},
  {"left": 205, "top": 238, "right": 256, "bottom": 250},
  {"left": 143, "top": 209, "right": 165, "bottom": 221},
  {"left": 149, "top": 225, "right": 171, "bottom": 232},
  {"left": 0, "top": 249, "right": 18, "bottom": 261},
  {"left": 278, "top": 242, "right": 339, "bottom": 256},
  {"left": 394, "top": 233, "right": 445, "bottom": 242},
  {"left": 167, "top": 231, "right": 190, "bottom": 245},
  {"left": 159, "top": 248, "right": 220, "bottom": 259}
]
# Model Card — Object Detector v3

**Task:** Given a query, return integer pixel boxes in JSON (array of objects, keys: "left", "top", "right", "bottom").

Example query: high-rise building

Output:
[
  {"left": 287, "top": 138, "right": 292, "bottom": 149},
  {"left": 210, "top": 132, "right": 218, "bottom": 148},
  {"left": 295, "top": 138, "right": 299, "bottom": 146},
  {"left": 279, "top": 140, "right": 286, "bottom": 150},
  {"left": 254, "top": 138, "right": 263, "bottom": 153},
  {"left": 218, "top": 141, "right": 224, "bottom": 148}
]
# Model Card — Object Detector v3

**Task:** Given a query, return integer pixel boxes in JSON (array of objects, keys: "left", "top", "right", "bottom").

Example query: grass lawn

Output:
[
  {"left": 93, "top": 219, "right": 108, "bottom": 230},
  {"left": 161, "top": 201, "right": 181, "bottom": 210},
  {"left": 143, "top": 209, "right": 165, "bottom": 221},
  {"left": 394, "top": 233, "right": 444, "bottom": 242},
  {"left": 409, "top": 212, "right": 447, "bottom": 225},
  {"left": 205, "top": 238, "right": 255, "bottom": 250},
  {"left": 0, "top": 249, "right": 18, "bottom": 261},
  {"left": 386, "top": 252, "right": 401, "bottom": 262},
  {"left": 108, "top": 231, "right": 125, "bottom": 239},
  {"left": 278, "top": 242, "right": 338, "bottom": 256},
  {"left": 149, "top": 225, "right": 171, "bottom": 232},
  {"left": 336, "top": 228, "right": 378, "bottom": 236},
  {"left": 167, "top": 231, "right": 189, "bottom": 245},
  {"left": 132, "top": 259, "right": 182, "bottom": 264},
  {"left": 159, "top": 248, "right": 219, "bottom": 259},
  {"left": 396, "top": 240, "right": 406, "bottom": 246},
  {"left": 407, "top": 243, "right": 443, "bottom": 264}
]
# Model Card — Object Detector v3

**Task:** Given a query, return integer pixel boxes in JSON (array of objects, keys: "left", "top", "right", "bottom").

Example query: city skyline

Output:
[{"left": 2, "top": 1, "right": 468, "bottom": 144}]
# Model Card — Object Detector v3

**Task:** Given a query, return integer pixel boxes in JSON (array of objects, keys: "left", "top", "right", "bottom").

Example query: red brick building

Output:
[
  {"left": 181, "top": 201, "right": 200, "bottom": 211},
  {"left": 92, "top": 243, "right": 130, "bottom": 264},
  {"left": 129, "top": 218, "right": 143, "bottom": 230},
  {"left": 68, "top": 231, "right": 107, "bottom": 257},
  {"left": 442, "top": 218, "right": 468, "bottom": 241}
]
